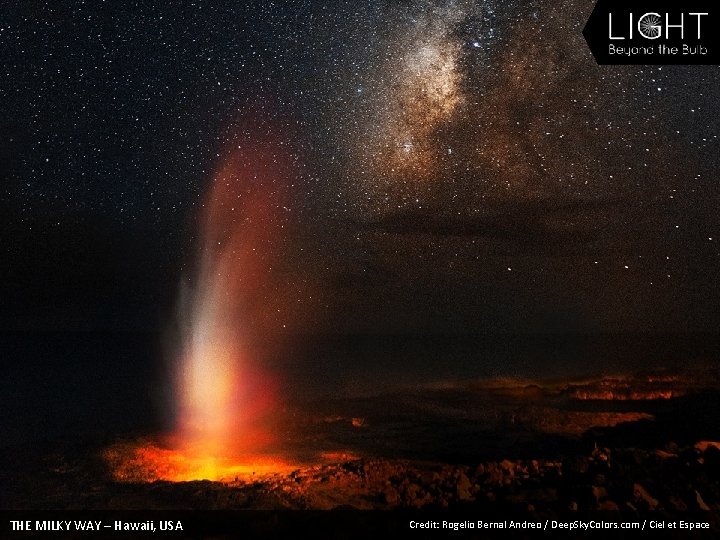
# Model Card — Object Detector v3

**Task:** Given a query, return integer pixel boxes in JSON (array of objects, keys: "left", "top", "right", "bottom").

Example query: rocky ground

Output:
[{"left": 2, "top": 370, "right": 720, "bottom": 536}]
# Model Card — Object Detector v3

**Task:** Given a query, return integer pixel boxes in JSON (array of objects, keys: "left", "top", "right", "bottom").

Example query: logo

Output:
[
  {"left": 583, "top": 0, "right": 718, "bottom": 64},
  {"left": 638, "top": 14, "right": 662, "bottom": 39}
]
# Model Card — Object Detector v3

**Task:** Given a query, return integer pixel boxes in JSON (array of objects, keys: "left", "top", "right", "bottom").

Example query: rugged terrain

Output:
[{"left": 3, "top": 370, "right": 720, "bottom": 537}]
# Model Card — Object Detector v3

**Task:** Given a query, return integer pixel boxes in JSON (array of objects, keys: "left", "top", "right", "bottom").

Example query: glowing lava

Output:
[
  {"left": 108, "top": 121, "right": 300, "bottom": 482},
  {"left": 105, "top": 441, "right": 296, "bottom": 483}
]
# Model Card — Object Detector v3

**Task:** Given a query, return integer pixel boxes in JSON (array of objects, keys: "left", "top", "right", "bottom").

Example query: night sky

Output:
[{"left": 2, "top": 0, "right": 720, "bottom": 342}]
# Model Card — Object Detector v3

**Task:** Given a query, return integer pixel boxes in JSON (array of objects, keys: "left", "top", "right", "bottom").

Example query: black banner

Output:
[
  {"left": 2, "top": 510, "right": 716, "bottom": 539},
  {"left": 583, "top": 0, "right": 719, "bottom": 64}
]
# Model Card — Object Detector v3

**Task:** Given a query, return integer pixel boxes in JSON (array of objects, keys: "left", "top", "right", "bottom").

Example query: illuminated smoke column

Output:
[
  {"left": 175, "top": 127, "right": 294, "bottom": 463},
  {"left": 103, "top": 122, "right": 304, "bottom": 482}
]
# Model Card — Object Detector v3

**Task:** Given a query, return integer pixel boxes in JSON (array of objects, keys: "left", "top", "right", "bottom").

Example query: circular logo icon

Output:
[{"left": 639, "top": 13, "right": 662, "bottom": 39}]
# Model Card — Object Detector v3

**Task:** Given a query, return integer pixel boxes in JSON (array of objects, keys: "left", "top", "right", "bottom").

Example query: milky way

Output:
[
  {"left": 299, "top": 0, "right": 720, "bottom": 334},
  {"left": 358, "top": 2, "right": 465, "bottom": 184},
  {"left": 2, "top": 0, "right": 719, "bottom": 337}
]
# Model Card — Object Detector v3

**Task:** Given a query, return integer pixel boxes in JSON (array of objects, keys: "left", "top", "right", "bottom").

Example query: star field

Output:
[{"left": 2, "top": 0, "right": 719, "bottom": 335}]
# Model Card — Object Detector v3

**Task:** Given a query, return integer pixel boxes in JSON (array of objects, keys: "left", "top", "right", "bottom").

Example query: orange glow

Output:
[
  {"left": 107, "top": 119, "right": 304, "bottom": 483},
  {"left": 174, "top": 125, "right": 294, "bottom": 458},
  {"left": 176, "top": 123, "right": 290, "bottom": 462},
  {"left": 174, "top": 121, "right": 298, "bottom": 474},
  {"left": 105, "top": 440, "right": 296, "bottom": 482}
]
